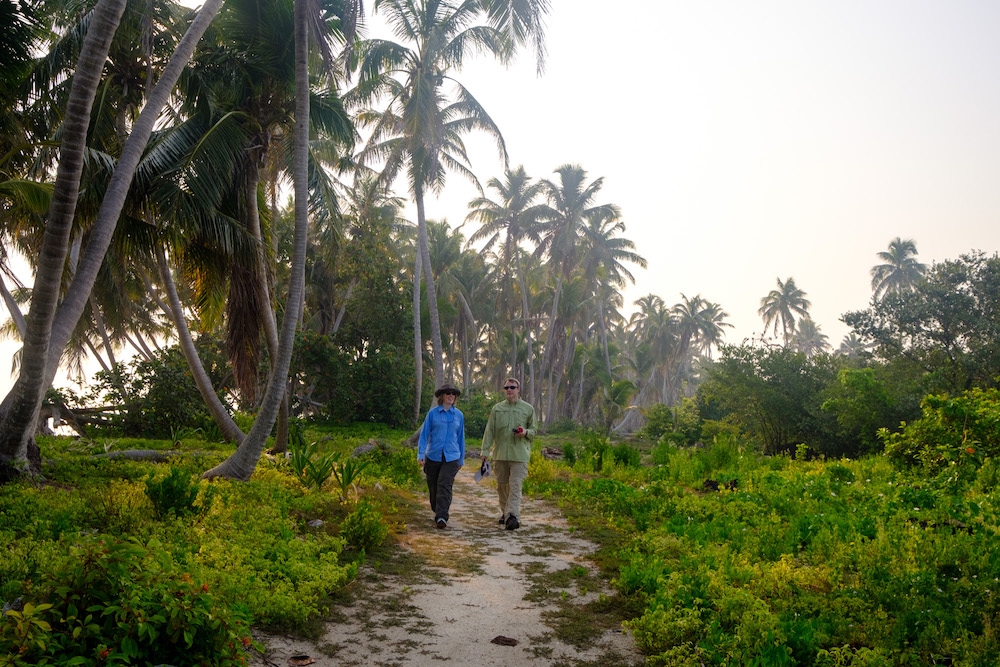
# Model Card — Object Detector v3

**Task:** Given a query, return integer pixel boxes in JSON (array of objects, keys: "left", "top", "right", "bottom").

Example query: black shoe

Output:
[
  {"left": 498, "top": 515, "right": 506, "bottom": 525},
  {"left": 436, "top": 518, "right": 447, "bottom": 529},
  {"left": 505, "top": 515, "right": 519, "bottom": 530}
]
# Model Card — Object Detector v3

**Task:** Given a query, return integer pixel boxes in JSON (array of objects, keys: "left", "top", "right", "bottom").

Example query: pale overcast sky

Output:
[
  {"left": 410, "top": 0, "right": 1000, "bottom": 348},
  {"left": 4, "top": 0, "right": 1000, "bottom": 396}
]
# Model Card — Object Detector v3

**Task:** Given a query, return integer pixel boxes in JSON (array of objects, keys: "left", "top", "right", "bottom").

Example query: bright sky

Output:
[
  {"left": 412, "top": 0, "right": 1000, "bottom": 347},
  {"left": 4, "top": 0, "right": 1000, "bottom": 396}
]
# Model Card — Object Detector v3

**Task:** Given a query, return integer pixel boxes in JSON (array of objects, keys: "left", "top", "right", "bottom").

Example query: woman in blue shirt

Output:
[{"left": 418, "top": 384, "right": 466, "bottom": 529}]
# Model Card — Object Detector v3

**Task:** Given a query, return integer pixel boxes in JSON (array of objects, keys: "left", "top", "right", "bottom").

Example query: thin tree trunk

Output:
[
  {"left": 245, "top": 168, "right": 290, "bottom": 454},
  {"left": 156, "top": 246, "right": 245, "bottom": 444},
  {"left": 89, "top": 294, "right": 125, "bottom": 395},
  {"left": 0, "top": 273, "right": 26, "bottom": 337},
  {"left": 330, "top": 279, "right": 356, "bottom": 334},
  {"left": 83, "top": 338, "right": 114, "bottom": 376},
  {"left": 572, "top": 356, "right": 586, "bottom": 421},
  {"left": 597, "top": 298, "right": 611, "bottom": 377},
  {"left": 457, "top": 291, "right": 476, "bottom": 392},
  {"left": 414, "top": 185, "right": 445, "bottom": 387},
  {"left": 412, "top": 246, "right": 423, "bottom": 424},
  {"left": 203, "top": 0, "right": 309, "bottom": 479},
  {"left": 516, "top": 258, "right": 535, "bottom": 407},
  {"left": 537, "top": 273, "right": 563, "bottom": 424}
]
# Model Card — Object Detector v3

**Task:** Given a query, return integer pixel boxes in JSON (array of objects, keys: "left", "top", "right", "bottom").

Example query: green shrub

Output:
[
  {"left": 546, "top": 417, "right": 578, "bottom": 434},
  {"left": 85, "top": 343, "right": 229, "bottom": 438},
  {"left": 639, "top": 403, "right": 674, "bottom": 440},
  {"left": 145, "top": 467, "right": 199, "bottom": 518},
  {"left": 1, "top": 536, "right": 253, "bottom": 666},
  {"left": 580, "top": 430, "right": 611, "bottom": 472},
  {"left": 340, "top": 500, "right": 389, "bottom": 551},
  {"left": 612, "top": 442, "right": 641, "bottom": 468},
  {"left": 562, "top": 442, "right": 577, "bottom": 467},
  {"left": 458, "top": 389, "right": 494, "bottom": 438},
  {"left": 881, "top": 388, "right": 1000, "bottom": 474}
]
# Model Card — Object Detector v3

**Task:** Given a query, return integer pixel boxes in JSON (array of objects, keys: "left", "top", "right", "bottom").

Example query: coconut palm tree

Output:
[
  {"left": 870, "top": 237, "right": 927, "bottom": 300},
  {"left": 535, "top": 164, "right": 617, "bottom": 421},
  {"left": 203, "top": 0, "right": 315, "bottom": 480},
  {"left": 579, "top": 210, "right": 646, "bottom": 377},
  {"left": 790, "top": 317, "right": 829, "bottom": 357},
  {"left": 466, "top": 165, "right": 545, "bottom": 401},
  {"left": 1, "top": 0, "right": 223, "bottom": 479},
  {"left": 352, "top": 0, "right": 548, "bottom": 415},
  {"left": 837, "top": 333, "right": 868, "bottom": 359},
  {"left": 758, "top": 277, "right": 811, "bottom": 347}
]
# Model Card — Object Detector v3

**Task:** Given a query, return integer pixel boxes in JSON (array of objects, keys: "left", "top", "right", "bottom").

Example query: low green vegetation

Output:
[
  {"left": 5, "top": 386, "right": 999, "bottom": 665},
  {"left": 530, "top": 388, "right": 1000, "bottom": 666},
  {"left": 0, "top": 425, "right": 418, "bottom": 666}
]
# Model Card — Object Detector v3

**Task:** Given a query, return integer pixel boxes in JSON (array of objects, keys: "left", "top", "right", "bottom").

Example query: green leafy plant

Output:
[
  {"left": 580, "top": 429, "right": 610, "bottom": 472},
  {"left": 340, "top": 499, "right": 388, "bottom": 551},
  {"left": 612, "top": 442, "right": 641, "bottom": 468},
  {"left": 145, "top": 466, "right": 199, "bottom": 518},
  {"left": 1, "top": 537, "right": 253, "bottom": 666},
  {"left": 288, "top": 424, "right": 339, "bottom": 490},
  {"left": 562, "top": 441, "right": 577, "bottom": 467},
  {"left": 330, "top": 455, "right": 370, "bottom": 501}
]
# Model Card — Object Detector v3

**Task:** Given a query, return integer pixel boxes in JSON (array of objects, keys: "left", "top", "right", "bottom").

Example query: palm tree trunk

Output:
[
  {"left": 0, "top": 273, "right": 26, "bottom": 337},
  {"left": 203, "top": 0, "right": 309, "bottom": 479},
  {"left": 88, "top": 293, "right": 127, "bottom": 399},
  {"left": 457, "top": 291, "right": 476, "bottom": 392},
  {"left": 537, "top": 273, "right": 563, "bottom": 424},
  {"left": 412, "top": 245, "right": 423, "bottom": 424},
  {"left": 43, "top": 0, "right": 224, "bottom": 391},
  {"left": 597, "top": 298, "right": 611, "bottom": 377},
  {"left": 516, "top": 259, "right": 536, "bottom": 406},
  {"left": 0, "top": 0, "right": 128, "bottom": 479},
  {"left": 0, "top": 0, "right": 223, "bottom": 479},
  {"left": 245, "top": 167, "right": 290, "bottom": 453},
  {"left": 414, "top": 186, "right": 445, "bottom": 387},
  {"left": 156, "top": 247, "right": 245, "bottom": 444}
]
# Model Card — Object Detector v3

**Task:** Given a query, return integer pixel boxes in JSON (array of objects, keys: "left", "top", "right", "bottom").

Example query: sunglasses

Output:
[{"left": 503, "top": 386, "right": 519, "bottom": 390}]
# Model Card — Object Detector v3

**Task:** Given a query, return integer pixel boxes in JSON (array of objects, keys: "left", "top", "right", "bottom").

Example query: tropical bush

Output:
[
  {"left": 0, "top": 426, "right": 422, "bottom": 660},
  {"left": 534, "top": 431, "right": 1000, "bottom": 665},
  {"left": 0, "top": 536, "right": 253, "bottom": 666},
  {"left": 881, "top": 388, "right": 1000, "bottom": 473}
]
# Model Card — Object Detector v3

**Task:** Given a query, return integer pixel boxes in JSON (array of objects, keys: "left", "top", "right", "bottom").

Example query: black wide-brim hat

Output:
[{"left": 434, "top": 384, "right": 461, "bottom": 397}]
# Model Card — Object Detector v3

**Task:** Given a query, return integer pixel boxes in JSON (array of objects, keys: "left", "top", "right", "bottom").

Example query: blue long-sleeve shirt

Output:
[{"left": 418, "top": 405, "right": 466, "bottom": 463}]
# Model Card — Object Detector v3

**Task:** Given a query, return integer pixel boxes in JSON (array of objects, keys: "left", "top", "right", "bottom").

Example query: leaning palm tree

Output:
[
  {"left": 1, "top": 0, "right": 224, "bottom": 479},
  {"left": 352, "top": 0, "right": 548, "bottom": 419},
  {"left": 203, "top": 0, "right": 314, "bottom": 480},
  {"left": 870, "top": 237, "right": 927, "bottom": 300},
  {"left": 758, "top": 277, "right": 811, "bottom": 347}
]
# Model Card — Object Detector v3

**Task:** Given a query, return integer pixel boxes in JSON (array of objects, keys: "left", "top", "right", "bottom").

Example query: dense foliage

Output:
[
  {"left": 0, "top": 426, "right": 418, "bottom": 664},
  {"left": 532, "top": 428, "right": 1000, "bottom": 666}
]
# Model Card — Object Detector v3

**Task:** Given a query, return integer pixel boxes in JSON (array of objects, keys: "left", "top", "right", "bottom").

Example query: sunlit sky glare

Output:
[
  {"left": 408, "top": 0, "right": 1000, "bottom": 347},
  {"left": 4, "top": 0, "right": 1000, "bottom": 396}
]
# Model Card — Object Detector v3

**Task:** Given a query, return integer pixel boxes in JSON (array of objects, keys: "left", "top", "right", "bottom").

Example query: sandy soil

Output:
[{"left": 250, "top": 465, "right": 642, "bottom": 666}]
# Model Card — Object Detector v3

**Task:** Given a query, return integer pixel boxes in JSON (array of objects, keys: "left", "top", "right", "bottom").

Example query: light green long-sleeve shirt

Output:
[{"left": 481, "top": 398, "right": 536, "bottom": 463}]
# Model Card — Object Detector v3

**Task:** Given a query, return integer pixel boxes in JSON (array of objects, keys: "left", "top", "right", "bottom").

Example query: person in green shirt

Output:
[{"left": 480, "top": 377, "right": 536, "bottom": 530}]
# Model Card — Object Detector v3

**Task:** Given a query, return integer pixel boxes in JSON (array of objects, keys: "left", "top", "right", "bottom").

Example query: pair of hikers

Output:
[{"left": 416, "top": 378, "right": 535, "bottom": 530}]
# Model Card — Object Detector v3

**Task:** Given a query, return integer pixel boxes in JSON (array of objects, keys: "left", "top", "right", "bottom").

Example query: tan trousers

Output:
[{"left": 494, "top": 460, "right": 529, "bottom": 519}]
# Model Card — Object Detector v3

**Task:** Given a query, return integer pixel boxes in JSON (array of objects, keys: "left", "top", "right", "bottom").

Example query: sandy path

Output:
[{"left": 251, "top": 464, "right": 641, "bottom": 666}]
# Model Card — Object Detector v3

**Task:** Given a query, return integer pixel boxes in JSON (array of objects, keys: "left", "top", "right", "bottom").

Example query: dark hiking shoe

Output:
[
  {"left": 498, "top": 515, "right": 506, "bottom": 525},
  {"left": 436, "top": 518, "right": 447, "bottom": 529},
  {"left": 505, "top": 515, "right": 519, "bottom": 530}
]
